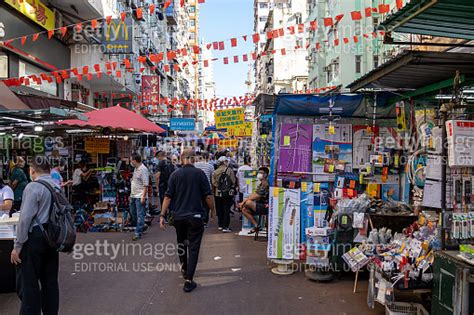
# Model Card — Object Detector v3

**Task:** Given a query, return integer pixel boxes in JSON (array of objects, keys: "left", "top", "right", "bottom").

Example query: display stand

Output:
[
  {"left": 271, "top": 259, "right": 295, "bottom": 275},
  {"left": 0, "top": 216, "right": 19, "bottom": 293}
]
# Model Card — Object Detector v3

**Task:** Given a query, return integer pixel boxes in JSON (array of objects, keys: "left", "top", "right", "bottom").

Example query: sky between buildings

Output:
[{"left": 200, "top": 0, "right": 254, "bottom": 98}]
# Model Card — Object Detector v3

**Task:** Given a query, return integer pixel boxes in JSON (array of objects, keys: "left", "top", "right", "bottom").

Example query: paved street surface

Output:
[{"left": 0, "top": 217, "right": 384, "bottom": 315}]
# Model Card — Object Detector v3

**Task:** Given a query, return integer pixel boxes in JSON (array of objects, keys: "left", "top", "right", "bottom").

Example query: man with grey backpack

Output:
[{"left": 11, "top": 156, "right": 76, "bottom": 315}]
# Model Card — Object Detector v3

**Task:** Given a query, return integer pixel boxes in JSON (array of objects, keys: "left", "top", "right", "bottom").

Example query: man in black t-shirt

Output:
[
  {"left": 155, "top": 151, "right": 175, "bottom": 208},
  {"left": 160, "top": 149, "right": 216, "bottom": 293}
]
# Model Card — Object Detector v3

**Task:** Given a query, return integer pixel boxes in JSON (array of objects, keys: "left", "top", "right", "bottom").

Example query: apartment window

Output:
[
  {"left": 296, "top": 39, "right": 303, "bottom": 48},
  {"left": 189, "top": 6, "right": 196, "bottom": 13},
  {"left": 259, "top": 2, "right": 268, "bottom": 8},
  {"left": 189, "top": 20, "right": 195, "bottom": 27},
  {"left": 259, "top": 16, "right": 267, "bottom": 22},
  {"left": 373, "top": 55, "right": 379, "bottom": 68},
  {"left": 373, "top": 18, "right": 379, "bottom": 27},
  {"left": 355, "top": 55, "right": 362, "bottom": 74},
  {"left": 0, "top": 53, "right": 8, "bottom": 79},
  {"left": 19, "top": 60, "right": 57, "bottom": 95},
  {"left": 355, "top": 21, "right": 361, "bottom": 36}
]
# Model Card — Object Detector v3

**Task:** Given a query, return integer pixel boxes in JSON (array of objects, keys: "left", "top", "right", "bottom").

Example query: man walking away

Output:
[
  {"left": 11, "top": 156, "right": 59, "bottom": 315},
  {"left": 212, "top": 157, "right": 236, "bottom": 232},
  {"left": 155, "top": 151, "right": 175, "bottom": 208},
  {"left": 160, "top": 149, "right": 215, "bottom": 293},
  {"left": 130, "top": 153, "right": 149, "bottom": 241}
]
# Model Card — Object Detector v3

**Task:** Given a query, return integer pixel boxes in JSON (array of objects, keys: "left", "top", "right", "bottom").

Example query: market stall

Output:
[
  {"left": 345, "top": 50, "right": 474, "bottom": 313},
  {"left": 58, "top": 105, "right": 165, "bottom": 232}
]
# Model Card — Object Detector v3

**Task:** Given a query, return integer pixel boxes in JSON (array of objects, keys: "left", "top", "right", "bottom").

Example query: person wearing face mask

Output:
[
  {"left": 10, "top": 156, "right": 28, "bottom": 214},
  {"left": 239, "top": 167, "right": 270, "bottom": 233},
  {"left": 10, "top": 156, "right": 60, "bottom": 315}
]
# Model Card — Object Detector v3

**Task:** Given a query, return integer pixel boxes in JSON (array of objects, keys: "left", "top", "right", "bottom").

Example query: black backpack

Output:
[
  {"left": 217, "top": 167, "right": 235, "bottom": 197},
  {"left": 160, "top": 160, "right": 176, "bottom": 184},
  {"left": 35, "top": 180, "right": 76, "bottom": 253}
]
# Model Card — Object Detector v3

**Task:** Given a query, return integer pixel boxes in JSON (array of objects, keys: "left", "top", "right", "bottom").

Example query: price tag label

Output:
[
  {"left": 273, "top": 188, "right": 279, "bottom": 197},
  {"left": 314, "top": 183, "right": 321, "bottom": 193},
  {"left": 328, "top": 164, "right": 335, "bottom": 173},
  {"left": 301, "top": 182, "right": 307, "bottom": 192},
  {"left": 246, "top": 179, "right": 251, "bottom": 185},
  {"left": 349, "top": 180, "right": 356, "bottom": 189},
  {"left": 329, "top": 125, "right": 335, "bottom": 135},
  {"left": 283, "top": 135, "right": 291, "bottom": 146}
]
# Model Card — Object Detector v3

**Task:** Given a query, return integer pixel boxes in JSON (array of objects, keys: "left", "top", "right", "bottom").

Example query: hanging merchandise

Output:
[
  {"left": 312, "top": 124, "right": 352, "bottom": 182},
  {"left": 278, "top": 123, "right": 313, "bottom": 174}
]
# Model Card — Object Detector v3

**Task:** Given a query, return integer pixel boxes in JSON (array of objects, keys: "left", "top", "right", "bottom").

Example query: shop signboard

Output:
[
  {"left": 102, "top": 17, "right": 133, "bottom": 54},
  {"left": 5, "top": 0, "right": 55, "bottom": 31},
  {"left": 218, "top": 139, "right": 238, "bottom": 148},
  {"left": 214, "top": 108, "right": 244, "bottom": 130},
  {"left": 278, "top": 123, "right": 313, "bottom": 173},
  {"left": 227, "top": 122, "right": 253, "bottom": 137},
  {"left": 267, "top": 187, "right": 301, "bottom": 260},
  {"left": 170, "top": 118, "right": 195, "bottom": 131},
  {"left": 85, "top": 137, "right": 110, "bottom": 154},
  {"left": 141, "top": 75, "right": 160, "bottom": 104}
]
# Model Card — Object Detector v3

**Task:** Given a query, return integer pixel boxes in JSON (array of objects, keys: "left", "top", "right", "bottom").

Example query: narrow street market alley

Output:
[{"left": 0, "top": 217, "right": 384, "bottom": 315}]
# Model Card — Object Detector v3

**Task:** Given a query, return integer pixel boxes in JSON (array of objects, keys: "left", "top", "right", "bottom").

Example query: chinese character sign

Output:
[
  {"left": 5, "top": 0, "right": 55, "bottom": 30},
  {"left": 228, "top": 122, "right": 253, "bottom": 137},
  {"left": 218, "top": 139, "right": 239, "bottom": 149},
  {"left": 214, "top": 108, "right": 245, "bottom": 130},
  {"left": 142, "top": 75, "right": 160, "bottom": 104}
]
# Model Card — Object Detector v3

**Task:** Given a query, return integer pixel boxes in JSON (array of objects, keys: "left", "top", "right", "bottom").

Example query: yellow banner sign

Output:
[
  {"left": 5, "top": 0, "right": 55, "bottom": 31},
  {"left": 85, "top": 137, "right": 110, "bottom": 154},
  {"left": 218, "top": 139, "right": 239, "bottom": 149},
  {"left": 228, "top": 122, "right": 253, "bottom": 137},
  {"left": 215, "top": 108, "right": 244, "bottom": 129}
]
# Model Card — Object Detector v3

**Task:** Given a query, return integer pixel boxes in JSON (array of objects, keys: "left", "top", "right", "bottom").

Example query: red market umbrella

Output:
[{"left": 57, "top": 105, "right": 165, "bottom": 134}]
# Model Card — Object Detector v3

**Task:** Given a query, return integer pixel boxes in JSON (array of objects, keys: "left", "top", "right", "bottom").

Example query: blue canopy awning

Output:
[{"left": 273, "top": 93, "right": 391, "bottom": 117}]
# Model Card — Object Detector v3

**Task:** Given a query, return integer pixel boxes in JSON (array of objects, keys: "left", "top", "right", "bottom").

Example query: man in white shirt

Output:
[
  {"left": 130, "top": 153, "right": 149, "bottom": 241},
  {"left": 0, "top": 178, "right": 14, "bottom": 216},
  {"left": 72, "top": 161, "right": 93, "bottom": 204},
  {"left": 237, "top": 157, "right": 253, "bottom": 203}
]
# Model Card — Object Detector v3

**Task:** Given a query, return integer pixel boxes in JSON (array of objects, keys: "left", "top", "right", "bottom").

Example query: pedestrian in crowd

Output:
[
  {"left": 225, "top": 149, "right": 239, "bottom": 171},
  {"left": 11, "top": 156, "right": 60, "bottom": 315},
  {"left": 155, "top": 151, "right": 176, "bottom": 208},
  {"left": 194, "top": 151, "right": 215, "bottom": 225},
  {"left": 160, "top": 149, "right": 215, "bottom": 293},
  {"left": 10, "top": 156, "right": 28, "bottom": 214},
  {"left": 237, "top": 157, "right": 253, "bottom": 204},
  {"left": 50, "top": 159, "right": 73, "bottom": 189},
  {"left": 72, "top": 161, "right": 93, "bottom": 203},
  {"left": 212, "top": 156, "right": 236, "bottom": 232},
  {"left": 171, "top": 154, "right": 181, "bottom": 168},
  {"left": 0, "top": 177, "right": 14, "bottom": 217},
  {"left": 194, "top": 151, "right": 214, "bottom": 185},
  {"left": 130, "top": 153, "right": 150, "bottom": 241},
  {"left": 209, "top": 153, "right": 217, "bottom": 170},
  {"left": 240, "top": 167, "right": 270, "bottom": 233}
]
